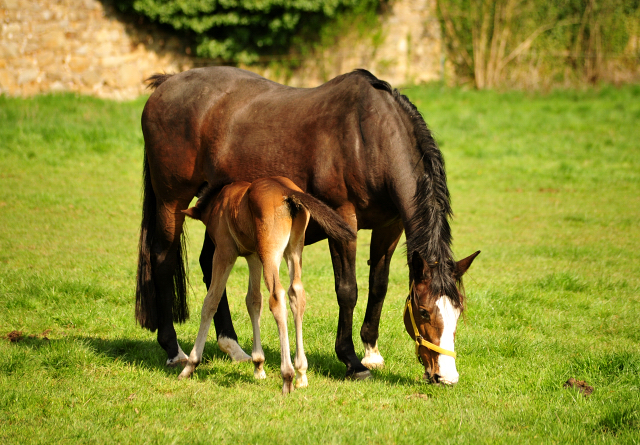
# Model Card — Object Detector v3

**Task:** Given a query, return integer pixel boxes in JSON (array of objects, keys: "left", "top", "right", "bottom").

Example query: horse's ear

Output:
[
  {"left": 411, "top": 251, "right": 430, "bottom": 282},
  {"left": 455, "top": 251, "right": 480, "bottom": 279},
  {"left": 182, "top": 207, "right": 201, "bottom": 220}
]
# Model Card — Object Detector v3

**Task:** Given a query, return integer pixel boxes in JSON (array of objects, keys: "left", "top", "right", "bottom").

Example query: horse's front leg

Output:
[
  {"left": 179, "top": 251, "right": 236, "bottom": 380},
  {"left": 328, "top": 208, "right": 369, "bottom": 379},
  {"left": 360, "top": 220, "right": 404, "bottom": 370},
  {"left": 200, "top": 235, "right": 251, "bottom": 362}
]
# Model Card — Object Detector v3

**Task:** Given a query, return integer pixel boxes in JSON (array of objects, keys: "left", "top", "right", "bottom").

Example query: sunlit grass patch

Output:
[{"left": 0, "top": 88, "right": 638, "bottom": 443}]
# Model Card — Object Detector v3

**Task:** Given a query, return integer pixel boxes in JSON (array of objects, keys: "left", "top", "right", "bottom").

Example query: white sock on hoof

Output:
[
  {"left": 166, "top": 345, "right": 189, "bottom": 367},
  {"left": 361, "top": 343, "right": 384, "bottom": 370},
  {"left": 218, "top": 337, "right": 251, "bottom": 362}
]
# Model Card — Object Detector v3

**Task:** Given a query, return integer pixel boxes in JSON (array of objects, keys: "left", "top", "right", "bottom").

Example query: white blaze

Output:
[{"left": 435, "top": 296, "right": 460, "bottom": 385}]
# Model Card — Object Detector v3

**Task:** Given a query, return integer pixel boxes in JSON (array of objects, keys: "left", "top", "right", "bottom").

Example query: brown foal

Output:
[{"left": 177, "top": 177, "right": 355, "bottom": 394}]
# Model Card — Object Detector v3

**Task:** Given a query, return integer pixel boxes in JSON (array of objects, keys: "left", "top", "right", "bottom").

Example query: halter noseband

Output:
[{"left": 404, "top": 281, "right": 457, "bottom": 361}]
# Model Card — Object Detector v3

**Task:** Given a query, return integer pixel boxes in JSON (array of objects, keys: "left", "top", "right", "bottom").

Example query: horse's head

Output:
[{"left": 404, "top": 250, "right": 480, "bottom": 385}]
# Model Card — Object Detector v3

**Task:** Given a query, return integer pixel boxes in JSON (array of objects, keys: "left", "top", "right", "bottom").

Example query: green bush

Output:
[{"left": 116, "top": 0, "right": 378, "bottom": 63}]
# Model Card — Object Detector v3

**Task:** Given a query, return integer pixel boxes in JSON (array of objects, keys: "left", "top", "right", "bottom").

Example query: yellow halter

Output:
[{"left": 404, "top": 282, "right": 457, "bottom": 360}]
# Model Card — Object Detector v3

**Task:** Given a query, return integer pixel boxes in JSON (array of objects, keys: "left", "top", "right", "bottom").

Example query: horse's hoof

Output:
[
  {"left": 166, "top": 345, "right": 189, "bottom": 367},
  {"left": 218, "top": 336, "right": 252, "bottom": 363},
  {"left": 361, "top": 354, "right": 384, "bottom": 370},
  {"left": 167, "top": 358, "right": 188, "bottom": 368},
  {"left": 361, "top": 343, "right": 385, "bottom": 370},
  {"left": 254, "top": 369, "right": 267, "bottom": 380},
  {"left": 166, "top": 355, "right": 188, "bottom": 368},
  {"left": 348, "top": 369, "right": 372, "bottom": 381}
]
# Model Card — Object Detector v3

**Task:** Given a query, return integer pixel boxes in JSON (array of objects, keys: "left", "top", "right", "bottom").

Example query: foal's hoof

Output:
[
  {"left": 295, "top": 373, "right": 308, "bottom": 389},
  {"left": 218, "top": 337, "right": 252, "bottom": 363},
  {"left": 178, "top": 368, "right": 193, "bottom": 380},
  {"left": 282, "top": 379, "right": 295, "bottom": 395}
]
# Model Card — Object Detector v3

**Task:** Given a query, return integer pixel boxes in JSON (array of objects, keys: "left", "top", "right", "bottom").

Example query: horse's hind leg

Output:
[
  {"left": 262, "top": 256, "right": 295, "bottom": 395},
  {"left": 285, "top": 215, "right": 309, "bottom": 388},
  {"left": 245, "top": 254, "right": 266, "bottom": 379},
  {"left": 152, "top": 202, "right": 191, "bottom": 366},
  {"left": 179, "top": 249, "right": 236, "bottom": 380},
  {"left": 200, "top": 235, "right": 251, "bottom": 363},
  {"left": 360, "top": 220, "right": 404, "bottom": 370}
]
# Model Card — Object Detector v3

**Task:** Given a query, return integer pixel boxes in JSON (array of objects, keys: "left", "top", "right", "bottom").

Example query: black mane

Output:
[{"left": 353, "top": 69, "right": 462, "bottom": 308}]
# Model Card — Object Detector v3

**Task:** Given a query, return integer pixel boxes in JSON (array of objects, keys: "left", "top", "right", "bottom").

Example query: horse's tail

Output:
[
  {"left": 286, "top": 192, "right": 356, "bottom": 243},
  {"left": 145, "top": 73, "right": 175, "bottom": 90},
  {"left": 135, "top": 152, "right": 158, "bottom": 331},
  {"left": 135, "top": 152, "right": 190, "bottom": 332}
]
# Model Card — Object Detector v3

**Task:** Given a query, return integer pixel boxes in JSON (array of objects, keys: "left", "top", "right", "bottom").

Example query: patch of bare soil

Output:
[
  {"left": 5, "top": 330, "right": 23, "bottom": 342},
  {"left": 3, "top": 329, "right": 51, "bottom": 342},
  {"left": 407, "top": 393, "right": 430, "bottom": 400},
  {"left": 564, "top": 377, "right": 594, "bottom": 397}
]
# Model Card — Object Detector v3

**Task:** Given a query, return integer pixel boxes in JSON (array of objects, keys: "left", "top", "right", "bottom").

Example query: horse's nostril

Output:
[{"left": 433, "top": 374, "right": 441, "bottom": 383}]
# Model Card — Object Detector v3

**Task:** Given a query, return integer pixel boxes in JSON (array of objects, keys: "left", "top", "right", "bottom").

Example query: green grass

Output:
[{"left": 1, "top": 85, "right": 639, "bottom": 444}]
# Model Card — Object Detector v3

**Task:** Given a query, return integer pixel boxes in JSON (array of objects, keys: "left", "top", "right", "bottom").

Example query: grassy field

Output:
[{"left": 0, "top": 84, "right": 639, "bottom": 444}]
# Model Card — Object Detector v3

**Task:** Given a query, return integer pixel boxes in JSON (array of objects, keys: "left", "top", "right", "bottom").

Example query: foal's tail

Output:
[
  {"left": 286, "top": 192, "right": 356, "bottom": 243},
  {"left": 135, "top": 153, "right": 189, "bottom": 331}
]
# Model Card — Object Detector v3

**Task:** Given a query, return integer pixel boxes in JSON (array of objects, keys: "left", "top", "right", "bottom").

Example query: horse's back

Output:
[{"left": 142, "top": 66, "right": 406, "bottom": 231}]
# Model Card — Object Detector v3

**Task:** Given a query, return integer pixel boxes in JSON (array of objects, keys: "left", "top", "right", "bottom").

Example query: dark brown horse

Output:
[{"left": 136, "top": 66, "right": 479, "bottom": 382}]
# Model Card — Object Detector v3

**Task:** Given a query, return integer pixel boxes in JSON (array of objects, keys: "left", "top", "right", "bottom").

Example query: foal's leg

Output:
[
  {"left": 285, "top": 217, "right": 309, "bottom": 388},
  {"left": 245, "top": 254, "right": 266, "bottom": 379},
  {"left": 200, "top": 235, "right": 251, "bottom": 363},
  {"left": 262, "top": 256, "right": 295, "bottom": 395},
  {"left": 179, "top": 249, "right": 237, "bottom": 380},
  {"left": 360, "top": 220, "right": 404, "bottom": 370}
]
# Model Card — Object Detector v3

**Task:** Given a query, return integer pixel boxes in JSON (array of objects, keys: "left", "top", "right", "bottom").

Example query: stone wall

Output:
[
  {"left": 0, "top": 0, "right": 442, "bottom": 99},
  {"left": 0, "top": 0, "right": 196, "bottom": 99},
  {"left": 278, "top": 0, "right": 443, "bottom": 88}
]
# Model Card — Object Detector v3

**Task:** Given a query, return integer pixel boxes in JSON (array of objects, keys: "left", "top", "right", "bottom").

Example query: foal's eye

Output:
[{"left": 419, "top": 309, "right": 430, "bottom": 321}]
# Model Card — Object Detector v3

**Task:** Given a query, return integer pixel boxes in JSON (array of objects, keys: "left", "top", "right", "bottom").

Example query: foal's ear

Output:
[
  {"left": 455, "top": 251, "right": 481, "bottom": 279},
  {"left": 182, "top": 207, "right": 201, "bottom": 220},
  {"left": 411, "top": 251, "right": 431, "bottom": 282}
]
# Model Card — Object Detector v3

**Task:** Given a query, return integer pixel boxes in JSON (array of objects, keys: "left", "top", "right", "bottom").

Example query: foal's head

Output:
[{"left": 404, "top": 251, "right": 480, "bottom": 385}]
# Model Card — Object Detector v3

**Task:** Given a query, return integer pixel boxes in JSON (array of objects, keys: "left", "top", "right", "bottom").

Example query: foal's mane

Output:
[{"left": 352, "top": 69, "right": 463, "bottom": 308}]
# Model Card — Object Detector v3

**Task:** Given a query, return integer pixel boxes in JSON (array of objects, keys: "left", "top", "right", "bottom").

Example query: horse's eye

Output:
[{"left": 419, "top": 309, "right": 430, "bottom": 321}]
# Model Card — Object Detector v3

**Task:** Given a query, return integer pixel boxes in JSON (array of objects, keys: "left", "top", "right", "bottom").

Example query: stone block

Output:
[
  {"left": 17, "top": 68, "right": 39, "bottom": 85},
  {"left": 0, "top": 42, "right": 20, "bottom": 58},
  {"left": 68, "top": 55, "right": 91, "bottom": 71},
  {"left": 0, "top": 69, "right": 16, "bottom": 89},
  {"left": 118, "top": 62, "right": 142, "bottom": 86},
  {"left": 42, "top": 30, "right": 66, "bottom": 50},
  {"left": 1, "top": 0, "right": 19, "bottom": 9},
  {"left": 81, "top": 69, "right": 102, "bottom": 87}
]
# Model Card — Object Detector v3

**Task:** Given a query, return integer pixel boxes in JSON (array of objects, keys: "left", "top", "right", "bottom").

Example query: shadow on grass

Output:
[
  {"left": 5, "top": 332, "right": 435, "bottom": 389},
  {"left": 51, "top": 335, "right": 419, "bottom": 386}
]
